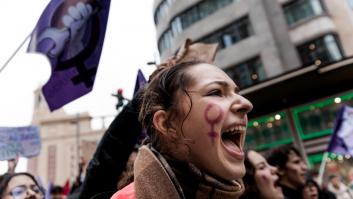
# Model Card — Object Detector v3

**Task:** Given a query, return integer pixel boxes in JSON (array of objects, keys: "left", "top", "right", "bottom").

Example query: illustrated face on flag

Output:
[
  {"left": 28, "top": 0, "right": 111, "bottom": 111},
  {"left": 327, "top": 106, "right": 353, "bottom": 156}
]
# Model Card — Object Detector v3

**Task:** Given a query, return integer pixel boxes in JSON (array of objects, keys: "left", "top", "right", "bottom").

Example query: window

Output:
[
  {"left": 297, "top": 34, "right": 343, "bottom": 67},
  {"left": 283, "top": 0, "right": 324, "bottom": 26},
  {"left": 158, "top": 29, "right": 174, "bottom": 53},
  {"left": 154, "top": 0, "right": 175, "bottom": 25},
  {"left": 158, "top": 0, "right": 235, "bottom": 53},
  {"left": 199, "top": 17, "right": 253, "bottom": 49},
  {"left": 246, "top": 112, "right": 292, "bottom": 151},
  {"left": 225, "top": 57, "right": 266, "bottom": 89},
  {"left": 178, "top": 0, "right": 234, "bottom": 30},
  {"left": 292, "top": 92, "right": 353, "bottom": 140}
]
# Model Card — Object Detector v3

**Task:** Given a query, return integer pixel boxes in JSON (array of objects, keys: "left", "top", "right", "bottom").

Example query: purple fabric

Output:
[
  {"left": 28, "top": 0, "right": 111, "bottom": 111},
  {"left": 327, "top": 106, "right": 353, "bottom": 155},
  {"left": 133, "top": 69, "right": 147, "bottom": 96}
]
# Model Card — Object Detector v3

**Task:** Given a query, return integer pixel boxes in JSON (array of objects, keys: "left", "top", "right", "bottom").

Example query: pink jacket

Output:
[{"left": 110, "top": 182, "right": 135, "bottom": 199}]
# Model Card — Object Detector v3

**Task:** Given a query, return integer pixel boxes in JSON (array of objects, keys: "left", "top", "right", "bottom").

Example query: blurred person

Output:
[
  {"left": 303, "top": 179, "right": 320, "bottom": 199},
  {"left": 111, "top": 39, "right": 253, "bottom": 199},
  {"left": 51, "top": 185, "right": 65, "bottom": 199},
  {"left": 267, "top": 145, "right": 308, "bottom": 199},
  {"left": 347, "top": 169, "right": 353, "bottom": 190},
  {"left": 327, "top": 175, "right": 353, "bottom": 199},
  {"left": 240, "top": 150, "right": 284, "bottom": 199},
  {"left": 79, "top": 87, "right": 144, "bottom": 199},
  {"left": 0, "top": 172, "right": 44, "bottom": 199},
  {"left": 302, "top": 179, "right": 336, "bottom": 199}
]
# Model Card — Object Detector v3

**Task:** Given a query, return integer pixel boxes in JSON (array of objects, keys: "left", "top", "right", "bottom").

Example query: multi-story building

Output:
[
  {"left": 153, "top": 0, "right": 353, "bottom": 166},
  {"left": 27, "top": 88, "right": 106, "bottom": 186}
]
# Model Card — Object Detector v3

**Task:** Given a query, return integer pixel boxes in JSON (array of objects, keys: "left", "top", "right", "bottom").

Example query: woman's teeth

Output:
[{"left": 224, "top": 126, "right": 246, "bottom": 134}]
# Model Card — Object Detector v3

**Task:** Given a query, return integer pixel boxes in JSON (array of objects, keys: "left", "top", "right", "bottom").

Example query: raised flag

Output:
[
  {"left": 133, "top": 69, "right": 147, "bottom": 146},
  {"left": 327, "top": 106, "right": 353, "bottom": 155},
  {"left": 133, "top": 69, "right": 147, "bottom": 96},
  {"left": 28, "top": 0, "right": 111, "bottom": 111}
]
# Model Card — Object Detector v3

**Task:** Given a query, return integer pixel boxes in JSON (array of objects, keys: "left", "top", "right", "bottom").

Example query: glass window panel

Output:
[
  {"left": 179, "top": 0, "right": 234, "bottom": 29},
  {"left": 284, "top": 0, "right": 324, "bottom": 26},
  {"left": 222, "top": 35, "right": 233, "bottom": 48},
  {"left": 324, "top": 35, "right": 343, "bottom": 61},
  {"left": 225, "top": 57, "right": 267, "bottom": 89},
  {"left": 297, "top": 34, "right": 343, "bottom": 66},
  {"left": 158, "top": 0, "right": 236, "bottom": 54},
  {"left": 246, "top": 113, "right": 292, "bottom": 150},
  {"left": 294, "top": 94, "right": 353, "bottom": 139},
  {"left": 311, "top": 0, "right": 324, "bottom": 14}
]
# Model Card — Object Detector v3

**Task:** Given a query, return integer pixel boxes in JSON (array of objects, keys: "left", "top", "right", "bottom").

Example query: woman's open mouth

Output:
[
  {"left": 274, "top": 178, "right": 282, "bottom": 191},
  {"left": 221, "top": 125, "right": 246, "bottom": 160}
]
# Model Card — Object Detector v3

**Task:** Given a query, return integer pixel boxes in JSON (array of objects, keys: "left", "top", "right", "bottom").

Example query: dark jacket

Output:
[
  {"left": 79, "top": 96, "right": 143, "bottom": 199},
  {"left": 281, "top": 184, "right": 303, "bottom": 199}
]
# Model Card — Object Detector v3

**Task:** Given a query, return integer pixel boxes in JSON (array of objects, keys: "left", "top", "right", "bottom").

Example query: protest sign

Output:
[{"left": 0, "top": 126, "right": 41, "bottom": 161}]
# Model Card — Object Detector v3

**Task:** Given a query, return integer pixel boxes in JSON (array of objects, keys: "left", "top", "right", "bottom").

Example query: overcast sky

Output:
[{"left": 0, "top": 0, "right": 158, "bottom": 173}]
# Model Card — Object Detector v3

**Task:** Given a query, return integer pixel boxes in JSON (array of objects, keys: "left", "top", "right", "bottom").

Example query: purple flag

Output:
[
  {"left": 133, "top": 69, "right": 147, "bottom": 96},
  {"left": 327, "top": 106, "right": 353, "bottom": 155},
  {"left": 28, "top": 0, "right": 111, "bottom": 111}
]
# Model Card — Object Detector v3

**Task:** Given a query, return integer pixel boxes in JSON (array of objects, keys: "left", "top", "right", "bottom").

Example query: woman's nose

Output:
[
  {"left": 26, "top": 188, "right": 37, "bottom": 197},
  {"left": 231, "top": 95, "right": 253, "bottom": 114},
  {"left": 270, "top": 165, "right": 278, "bottom": 174}
]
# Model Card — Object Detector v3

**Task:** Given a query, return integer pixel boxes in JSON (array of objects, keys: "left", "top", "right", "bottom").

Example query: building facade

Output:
[
  {"left": 153, "top": 0, "right": 353, "bottom": 166},
  {"left": 27, "top": 88, "right": 106, "bottom": 186}
]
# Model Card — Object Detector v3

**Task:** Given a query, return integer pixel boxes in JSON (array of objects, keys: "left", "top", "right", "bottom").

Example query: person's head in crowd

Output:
[
  {"left": 50, "top": 185, "right": 64, "bottom": 199},
  {"left": 302, "top": 179, "right": 319, "bottom": 199},
  {"left": 0, "top": 172, "right": 44, "bottom": 199},
  {"left": 329, "top": 174, "right": 342, "bottom": 189},
  {"left": 267, "top": 145, "right": 308, "bottom": 189},
  {"left": 139, "top": 39, "right": 253, "bottom": 182},
  {"left": 240, "top": 150, "right": 284, "bottom": 199},
  {"left": 347, "top": 168, "right": 353, "bottom": 184}
]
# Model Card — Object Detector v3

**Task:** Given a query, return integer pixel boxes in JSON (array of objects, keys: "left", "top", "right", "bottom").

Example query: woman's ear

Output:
[{"left": 153, "top": 110, "right": 170, "bottom": 135}]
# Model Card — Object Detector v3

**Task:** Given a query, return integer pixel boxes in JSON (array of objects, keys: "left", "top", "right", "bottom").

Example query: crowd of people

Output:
[{"left": 1, "top": 39, "right": 352, "bottom": 199}]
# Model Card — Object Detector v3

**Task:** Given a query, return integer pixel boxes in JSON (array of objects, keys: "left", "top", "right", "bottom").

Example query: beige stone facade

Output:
[{"left": 27, "top": 88, "right": 106, "bottom": 186}]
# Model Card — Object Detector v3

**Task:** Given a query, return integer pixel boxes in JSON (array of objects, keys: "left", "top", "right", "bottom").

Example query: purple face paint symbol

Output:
[{"left": 204, "top": 104, "right": 223, "bottom": 142}]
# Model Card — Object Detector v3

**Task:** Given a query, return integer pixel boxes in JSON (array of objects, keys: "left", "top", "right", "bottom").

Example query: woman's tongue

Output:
[{"left": 223, "top": 137, "right": 240, "bottom": 152}]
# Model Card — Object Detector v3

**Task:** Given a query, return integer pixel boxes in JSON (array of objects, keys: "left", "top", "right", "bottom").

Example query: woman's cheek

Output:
[{"left": 204, "top": 103, "right": 223, "bottom": 144}]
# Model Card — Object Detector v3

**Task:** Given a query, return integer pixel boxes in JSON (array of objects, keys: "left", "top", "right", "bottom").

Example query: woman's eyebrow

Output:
[
  {"left": 255, "top": 162, "right": 266, "bottom": 168},
  {"left": 205, "top": 80, "right": 239, "bottom": 90}
]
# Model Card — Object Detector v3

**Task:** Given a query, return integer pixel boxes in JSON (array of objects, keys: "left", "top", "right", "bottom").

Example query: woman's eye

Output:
[{"left": 207, "top": 89, "right": 222, "bottom": 96}]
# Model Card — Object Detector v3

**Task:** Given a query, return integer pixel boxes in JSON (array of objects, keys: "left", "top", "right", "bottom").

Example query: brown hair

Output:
[
  {"left": 139, "top": 59, "right": 205, "bottom": 154},
  {"left": 0, "top": 172, "right": 44, "bottom": 197},
  {"left": 240, "top": 151, "right": 262, "bottom": 199}
]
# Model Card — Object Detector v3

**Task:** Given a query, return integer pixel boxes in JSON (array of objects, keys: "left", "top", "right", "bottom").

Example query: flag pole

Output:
[
  {"left": 317, "top": 151, "right": 329, "bottom": 186},
  {"left": 0, "top": 32, "right": 32, "bottom": 75}
]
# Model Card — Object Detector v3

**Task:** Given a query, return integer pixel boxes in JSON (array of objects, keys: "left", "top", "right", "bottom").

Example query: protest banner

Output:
[{"left": 0, "top": 126, "right": 41, "bottom": 161}]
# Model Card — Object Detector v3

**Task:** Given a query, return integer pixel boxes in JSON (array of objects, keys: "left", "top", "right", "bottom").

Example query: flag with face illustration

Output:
[
  {"left": 327, "top": 106, "right": 353, "bottom": 156},
  {"left": 28, "top": 0, "right": 111, "bottom": 111}
]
